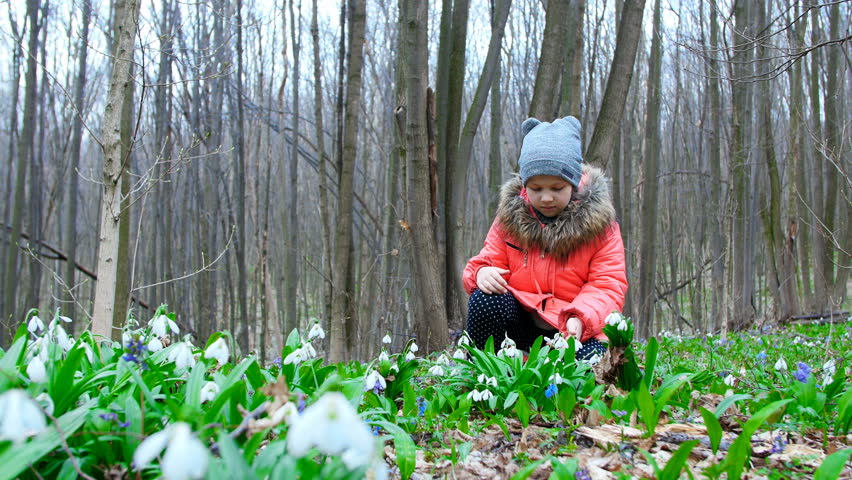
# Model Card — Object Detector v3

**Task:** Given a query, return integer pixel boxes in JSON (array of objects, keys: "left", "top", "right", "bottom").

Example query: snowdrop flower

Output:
[
  {"left": 0, "top": 389, "right": 47, "bottom": 444},
  {"left": 546, "top": 333, "right": 569, "bottom": 350},
  {"left": 167, "top": 342, "right": 196, "bottom": 370},
  {"left": 149, "top": 314, "right": 180, "bottom": 339},
  {"left": 468, "top": 389, "right": 494, "bottom": 402},
  {"left": 377, "top": 350, "right": 390, "bottom": 363},
  {"left": 46, "top": 321, "right": 74, "bottom": 352},
  {"left": 583, "top": 353, "right": 603, "bottom": 366},
  {"left": 283, "top": 347, "right": 307, "bottom": 365},
  {"left": 723, "top": 374, "right": 735, "bottom": 387},
  {"left": 381, "top": 334, "right": 392, "bottom": 344},
  {"left": 287, "top": 392, "right": 376, "bottom": 469},
  {"left": 81, "top": 342, "right": 94, "bottom": 363},
  {"left": 199, "top": 381, "right": 220, "bottom": 403},
  {"left": 500, "top": 335, "right": 516, "bottom": 350},
  {"left": 269, "top": 402, "right": 299, "bottom": 425},
  {"left": 409, "top": 342, "right": 419, "bottom": 353},
  {"left": 498, "top": 344, "right": 519, "bottom": 358},
  {"left": 301, "top": 342, "right": 317, "bottom": 359},
  {"left": 428, "top": 365, "right": 445, "bottom": 376},
  {"left": 477, "top": 374, "right": 498, "bottom": 388},
  {"left": 405, "top": 351, "right": 416, "bottom": 362},
  {"left": 204, "top": 338, "right": 229, "bottom": 365},
  {"left": 364, "top": 370, "right": 387, "bottom": 394},
  {"left": 823, "top": 359, "right": 836, "bottom": 377},
  {"left": 452, "top": 349, "right": 466, "bottom": 360},
  {"left": 27, "top": 357, "right": 47, "bottom": 383},
  {"left": 133, "top": 422, "right": 209, "bottom": 480},
  {"left": 27, "top": 315, "right": 44, "bottom": 334},
  {"left": 148, "top": 337, "right": 164, "bottom": 353},
  {"left": 467, "top": 389, "right": 480, "bottom": 401},
  {"left": 388, "top": 364, "right": 399, "bottom": 374},
  {"left": 605, "top": 312, "right": 622, "bottom": 326},
  {"left": 617, "top": 320, "right": 629, "bottom": 331},
  {"left": 549, "top": 373, "right": 564, "bottom": 385},
  {"left": 774, "top": 357, "right": 788, "bottom": 372},
  {"left": 308, "top": 323, "right": 326, "bottom": 341},
  {"left": 457, "top": 333, "right": 471, "bottom": 347},
  {"left": 35, "top": 393, "right": 54, "bottom": 416},
  {"left": 436, "top": 353, "right": 451, "bottom": 365}
]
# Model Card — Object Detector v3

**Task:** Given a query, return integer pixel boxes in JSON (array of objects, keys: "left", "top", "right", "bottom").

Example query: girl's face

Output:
[{"left": 525, "top": 175, "right": 574, "bottom": 216}]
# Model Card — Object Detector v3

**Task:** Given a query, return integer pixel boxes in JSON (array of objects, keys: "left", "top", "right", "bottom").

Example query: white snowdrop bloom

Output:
[
  {"left": 46, "top": 321, "right": 74, "bottom": 352},
  {"left": 269, "top": 402, "right": 299, "bottom": 425},
  {"left": 302, "top": 342, "right": 317, "bottom": 359},
  {"left": 405, "top": 351, "right": 416, "bottom": 362},
  {"left": 605, "top": 312, "right": 622, "bottom": 326},
  {"left": 149, "top": 314, "right": 180, "bottom": 338},
  {"left": 583, "top": 353, "right": 603, "bottom": 366},
  {"left": 364, "top": 370, "right": 387, "bottom": 393},
  {"left": 774, "top": 357, "right": 788, "bottom": 371},
  {"left": 381, "top": 334, "right": 392, "bottom": 344},
  {"left": 377, "top": 350, "right": 390, "bottom": 363},
  {"left": 617, "top": 320, "right": 629, "bottom": 331},
  {"left": 546, "top": 334, "right": 569, "bottom": 350},
  {"left": 204, "top": 338, "right": 229, "bottom": 365},
  {"left": 133, "top": 422, "right": 209, "bottom": 480},
  {"left": 436, "top": 353, "right": 451, "bottom": 366},
  {"left": 428, "top": 365, "right": 445, "bottom": 376},
  {"left": 477, "top": 374, "right": 497, "bottom": 388},
  {"left": 409, "top": 342, "right": 419, "bottom": 353},
  {"left": 498, "top": 344, "right": 519, "bottom": 358},
  {"left": 148, "top": 337, "right": 164, "bottom": 353},
  {"left": 452, "top": 349, "right": 466, "bottom": 360},
  {"left": 549, "top": 373, "right": 564, "bottom": 385},
  {"left": 199, "top": 381, "right": 220, "bottom": 403},
  {"left": 457, "top": 334, "right": 471, "bottom": 347},
  {"left": 283, "top": 347, "right": 306, "bottom": 365},
  {"left": 467, "top": 389, "right": 481, "bottom": 401},
  {"left": 478, "top": 389, "right": 494, "bottom": 401},
  {"left": 571, "top": 337, "right": 583, "bottom": 351},
  {"left": 287, "top": 392, "right": 376, "bottom": 469},
  {"left": 388, "top": 364, "right": 399, "bottom": 373},
  {"left": 723, "top": 374, "right": 735, "bottom": 387},
  {"left": 81, "top": 343, "right": 94, "bottom": 363},
  {"left": 500, "top": 335, "right": 516, "bottom": 350},
  {"left": 35, "top": 393, "right": 54, "bottom": 416},
  {"left": 308, "top": 323, "right": 326, "bottom": 341},
  {"left": 27, "top": 315, "right": 44, "bottom": 334},
  {"left": 823, "top": 359, "right": 836, "bottom": 377},
  {"left": 167, "top": 342, "right": 196, "bottom": 370},
  {"left": 0, "top": 389, "right": 47, "bottom": 444},
  {"left": 27, "top": 357, "right": 47, "bottom": 383},
  {"left": 122, "top": 330, "right": 133, "bottom": 348}
]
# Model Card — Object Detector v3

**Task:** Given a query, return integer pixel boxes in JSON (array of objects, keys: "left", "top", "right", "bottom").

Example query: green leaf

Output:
[
  {"left": 0, "top": 336, "right": 27, "bottom": 389},
  {"left": 509, "top": 457, "right": 548, "bottom": 480},
  {"left": 556, "top": 387, "right": 577, "bottom": 423},
  {"left": 699, "top": 406, "right": 723, "bottom": 454},
  {"left": 724, "top": 399, "right": 792, "bottom": 480},
  {"left": 515, "top": 391, "right": 531, "bottom": 428},
  {"left": 833, "top": 388, "right": 852, "bottom": 435},
  {"left": 185, "top": 361, "right": 207, "bottom": 408},
  {"left": 217, "top": 431, "right": 257, "bottom": 480},
  {"left": 813, "top": 448, "right": 852, "bottom": 480},
  {"left": 636, "top": 381, "right": 656, "bottom": 436},
  {"left": 549, "top": 456, "right": 578, "bottom": 479},
  {"left": 504, "top": 391, "right": 520, "bottom": 410},
  {"left": 0, "top": 399, "right": 96, "bottom": 480},
  {"left": 713, "top": 394, "right": 752, "bottom": 418},
  {"left": 644, "top": 337, "right": 659, "bottom": 388},
  {"left": 456, "top": 441, "right": 473, "bottom": 464},
  {"left": 375, "top": 421, "right": 416, "bottom": 480},
  {"left": 659, "top": 440, "right": 699, "bottom": 480}
]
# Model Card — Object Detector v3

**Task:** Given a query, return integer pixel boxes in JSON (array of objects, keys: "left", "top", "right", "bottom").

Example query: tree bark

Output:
[
  {"left": 528, "top": 0, "right": 569, "bottom": 120},
  {"left": 584, "top": 0, "right": 646, "bottom": 169},
  {"left": 636, "top": 0, "right": 662, "bottom": 340},
  {"left": 329, "top": 0, "right": 366, "bottom": 363},
  {"left": 234, "top": 0, "right": 249, "bottom": 354},
  {"left": 706, "top": 0, "right": 725, "bottom": 333},
  {"left": 91, "top": 0, "right": 140, "bottom": 340},
  {"left": 559, "top": 0, "right": 585, "bottom": 119},
  {"left": 285, "top": 0, "right": 301, "bottom": 335}
]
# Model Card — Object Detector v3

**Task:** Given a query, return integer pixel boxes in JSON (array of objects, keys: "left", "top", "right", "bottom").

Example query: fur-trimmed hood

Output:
[{"left": 496, "top": 164, "right": 616, "bottom": 259}]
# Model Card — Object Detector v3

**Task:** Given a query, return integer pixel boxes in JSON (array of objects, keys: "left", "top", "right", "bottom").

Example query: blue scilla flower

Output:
[
  {"left": 545, "top": 384, "right": 558, "bottom": 399},
  {"left": 756, "top": 351, "right": 767, "bottom": 363},
  {"left": 770, "top": 434, "right": 787, "bottom": 454},
  {"left": 575, "top": 468, "right": 592, "bottom": 480},
  {"left": 371, "top": 425, "right": 382, "bottom": 436},
  {"left": 794, "top": 362, "right": 811, "bottom": 383},
  {"left": 612, "top": 409, "right": 627, "bottom": 417},
  {"left": 416, "top": 397, "right": 427, "bottom": 417}
]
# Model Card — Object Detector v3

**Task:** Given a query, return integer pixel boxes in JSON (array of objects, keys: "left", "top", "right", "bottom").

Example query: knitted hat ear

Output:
[{"left": 521, "top": 118, "right": 541, "bottom": 137}]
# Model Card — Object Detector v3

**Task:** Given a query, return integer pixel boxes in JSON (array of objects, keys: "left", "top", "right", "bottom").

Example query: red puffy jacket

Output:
[{"left": 463, "top": 166, "right": 628, "bottom": 342}]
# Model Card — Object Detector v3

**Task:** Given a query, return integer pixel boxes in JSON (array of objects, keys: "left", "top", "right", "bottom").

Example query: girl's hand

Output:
[
  {"left": 476, "top": 267, "right": 510, "bottom": 295},
  {"left": 565, "top": 317, "right": 584, "bottom": 340}
]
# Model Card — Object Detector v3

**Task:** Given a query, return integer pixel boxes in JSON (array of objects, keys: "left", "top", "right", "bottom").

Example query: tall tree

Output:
[
  {"left": 285, "top": 0, "right": 301, "bottom": 334},
  {"left": 584, "top": 0, "right": 646, "bottom": 169},
  {"left": 402, "top": 0, "right": 449, "bottom": 353},
  {"left": 329, "top": 0, "right": 367, "bottom": 363},
  {"left": 91, "top": 0, "right": 140, "bottom": 339},
  {"left": 559, "top": 0, "right": 586, "bottom": 119},
  {"left": 63, "top": 0, "right": 92, "bottom": 323},
  {"left": 528, "top": 0, "right": 569, "bottom": 120},
  {"left": 705, "top": 0, "right": 725, "bottom": 332},
  {"left": 233, "top": 0, "right": 249, "bottom": 354},
  {"left": 2, "top": 0, "right": 41, "bottom": 339},
  {"left": 636, "top": 0, "right": 662, "bottom": 340}
]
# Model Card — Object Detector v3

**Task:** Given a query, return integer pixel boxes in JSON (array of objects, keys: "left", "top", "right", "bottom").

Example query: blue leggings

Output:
[{"left": 466, "top": 289, "right": 606, "bottom": 361}]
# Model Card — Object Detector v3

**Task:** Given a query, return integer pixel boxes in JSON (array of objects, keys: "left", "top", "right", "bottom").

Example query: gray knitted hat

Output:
[{"left": 518, "top": 116, "right": 584, "bottom": 187}]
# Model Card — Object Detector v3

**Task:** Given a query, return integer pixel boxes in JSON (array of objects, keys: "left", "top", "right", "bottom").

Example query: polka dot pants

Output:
[{"left": 466, "top": 289, "right": 606, "bottom": 361}]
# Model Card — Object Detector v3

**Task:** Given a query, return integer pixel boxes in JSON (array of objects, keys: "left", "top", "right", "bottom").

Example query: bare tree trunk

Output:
[
  {"left": 63, "top": 0, "right": 92, "bottom": 323},
  {"left": 92, "top": 0, "right": 140, "bottom": 339},
  {"left": 285, "top": 0, "right": 301, "bottom": 334},
  {"left": 487, "top": 0, "right": 504, "bottom": 220},
  {"left": 706, "top": 0, "right": 725, "bottom": 332},
  {"left": 329, "top": 0, "right": 366, "bottom": 363},
  {"left": 636, "top": 0, "right": 662, "bottom": 340},
  {"left": 559, "top": 0, "right": 585, "bottom": 119},
  {"left": 402, "top": 0, "right": 449, "bottom": 353},
  {"left": 2, "top": 0, "right": 40, "bottom": 339},
  {"left": 234, "top": 0, "right": 249, "bottom": 354},
  {"left": 528, "top": 0, "right": 569, "bottom": 120},
  {"left": 584, "top": 0, "right": 646, "bottom": 169}
]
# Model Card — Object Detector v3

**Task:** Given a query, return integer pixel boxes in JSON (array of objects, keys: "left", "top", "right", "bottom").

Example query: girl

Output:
[{"left": 462, "top": 116, "right": 627, "bottom": 360}]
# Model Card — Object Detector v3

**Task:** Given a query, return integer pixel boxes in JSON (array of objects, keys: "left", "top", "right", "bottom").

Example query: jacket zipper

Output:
[{"left": 506, "top": 241, "right": 528, "bottom": 266}]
